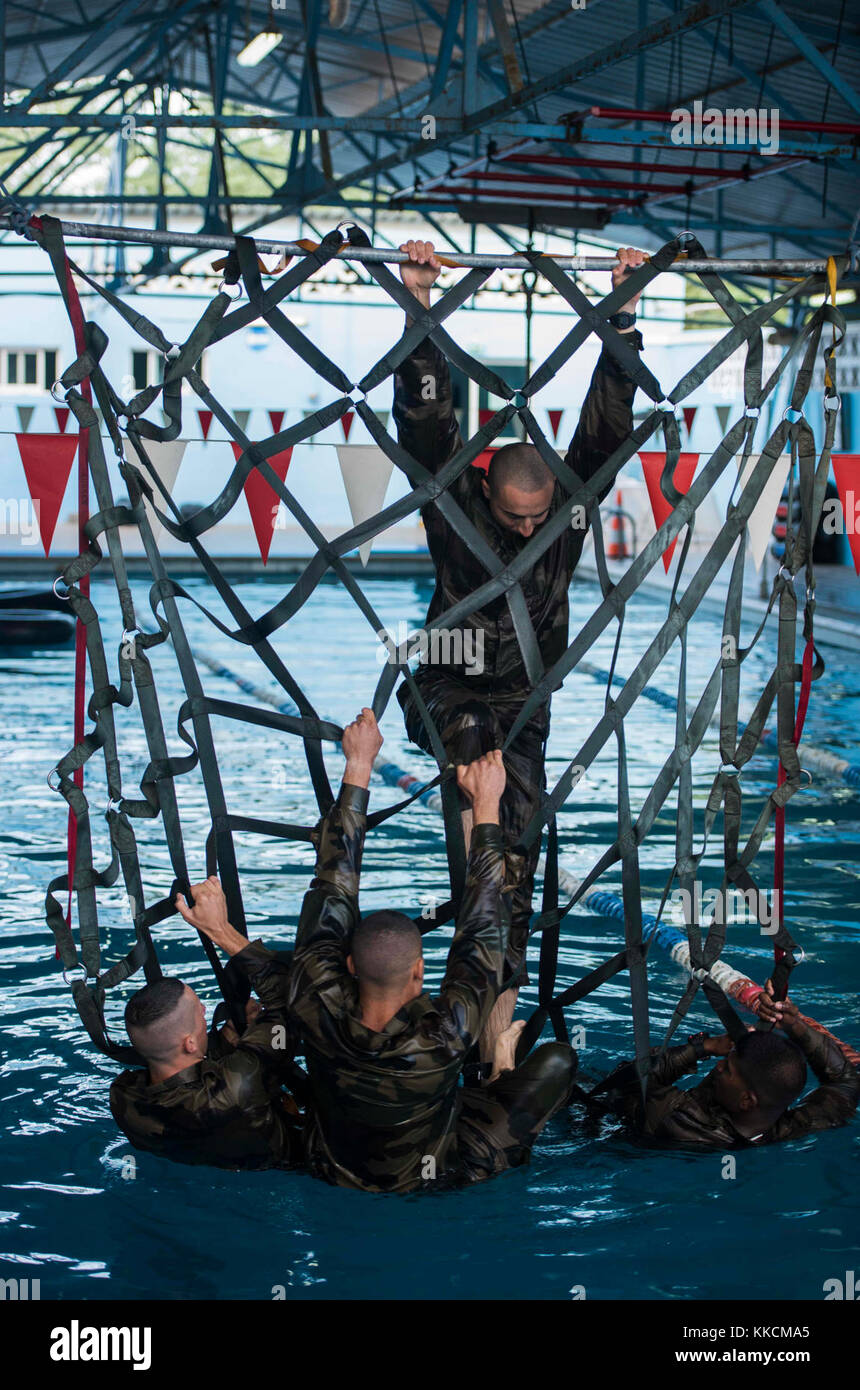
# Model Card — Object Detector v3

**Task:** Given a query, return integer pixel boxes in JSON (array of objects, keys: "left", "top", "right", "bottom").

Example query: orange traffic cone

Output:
[{"left": 607, "top": 488, "right": 630, "bottom": 559}]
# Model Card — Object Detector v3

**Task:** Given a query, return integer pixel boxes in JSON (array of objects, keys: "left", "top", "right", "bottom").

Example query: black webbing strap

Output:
[{"left": 35, "top": 215, "right": 845, "bottom": 1087}]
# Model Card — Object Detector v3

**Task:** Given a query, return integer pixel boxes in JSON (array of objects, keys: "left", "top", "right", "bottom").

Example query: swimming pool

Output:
[{"left": 1, "top": 574, "right": 857, "bottom": 1301}]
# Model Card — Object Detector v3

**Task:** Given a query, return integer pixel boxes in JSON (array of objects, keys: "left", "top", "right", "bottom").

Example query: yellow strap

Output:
[{"left": 824, "top": 254, "right": 839, "bottom": 390}]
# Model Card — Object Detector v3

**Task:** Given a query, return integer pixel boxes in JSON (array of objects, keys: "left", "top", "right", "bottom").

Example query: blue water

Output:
[{"left": 1, "top": 574, "right": 857, "bottom": 1301}]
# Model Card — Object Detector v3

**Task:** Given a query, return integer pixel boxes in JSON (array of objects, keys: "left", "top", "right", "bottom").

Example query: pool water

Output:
[{"left": 0, "top": 574, "right": 857, "bottom": 1301}]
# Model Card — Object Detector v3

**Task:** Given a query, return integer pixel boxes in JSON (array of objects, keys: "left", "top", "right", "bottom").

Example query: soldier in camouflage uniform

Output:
[
  {"left": 595, "top": 984, "right": 860, "bottom": 1148},
  {"left": 392, "top": 240, "right": 648, "bottom": 1062},
  {"left": 287, "top": 707, "right": 577, "bottom": 1194},
  {"left": 110, "top": 901, "right": 302, "bottom": 1171}
]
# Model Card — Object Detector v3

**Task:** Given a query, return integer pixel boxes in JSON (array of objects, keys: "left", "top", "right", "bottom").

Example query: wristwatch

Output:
[
  {"left": 687, "top": 1031, "right": 708, "bottom": 1061},
  {"left": 608, "top": 311, "right": 637, "bottom": 330}
]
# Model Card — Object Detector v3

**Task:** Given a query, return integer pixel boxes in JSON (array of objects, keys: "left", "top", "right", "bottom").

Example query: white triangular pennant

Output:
[
  {"left": 736, "top": 452, "right": 792, "bottom": 571},
  {"left": 234, "top": 409, "right": 251, "bottom": 434},
  {"left": 336, "top": 445, "right": 395, "bottom": 566},
  {"left": 125, "top": 439, "right": 188, "bottom": 545}
]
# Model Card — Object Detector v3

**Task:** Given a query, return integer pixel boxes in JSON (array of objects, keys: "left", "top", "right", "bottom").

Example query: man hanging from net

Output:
[
  {"left": 392, "top": 239, "right": 647, "bottom": 1072},
  {"left": 286, "top": 708, "right": 577, "bottom": 1194}
]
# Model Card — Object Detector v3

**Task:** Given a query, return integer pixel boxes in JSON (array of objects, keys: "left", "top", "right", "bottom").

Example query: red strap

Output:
[{"left": 772, "top": 632, "right": 814, "bottom": 994}]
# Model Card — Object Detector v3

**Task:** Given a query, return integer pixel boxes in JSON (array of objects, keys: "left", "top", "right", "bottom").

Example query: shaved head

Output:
[
  {"left": 125, "top": 978, "right": 205, "bottom": 1065},
  {"left": 350, "top": 911, "right": 422, "bottom": 992},
  {"left": 487, "top": 443, "right": 554, "bottom": 496},
  {"left": 735, "top": 1030, "right": 806, "bottom": 1110}
]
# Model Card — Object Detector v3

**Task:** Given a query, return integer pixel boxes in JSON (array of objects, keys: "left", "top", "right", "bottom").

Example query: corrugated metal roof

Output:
[{"left": 2, "top": 0, "right": 857, "bottom": 259}]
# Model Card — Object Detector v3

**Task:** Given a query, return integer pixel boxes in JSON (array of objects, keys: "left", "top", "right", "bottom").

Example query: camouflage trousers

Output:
[
  {"left": 454, "top": 1041, "right": 577, "bottom": 1182},
  {"left": 398, "top": 667, "right": 550, "bottom": 981}
]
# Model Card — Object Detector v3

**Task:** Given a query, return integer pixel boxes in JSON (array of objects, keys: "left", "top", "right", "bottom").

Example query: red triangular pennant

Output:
[
  {"left": 198, "top": 409, "right": 213, "bottom": 441},
  {"left": 231, "top": 443, "right": 293, "bottom": 565},
  {"left": 54, "top": 407, "right": 70, "bottom": 434},
  {"left": 341, "top": 411, "right": 354, "bottom": 441},
  {"left": 268, "top": 410, "right": 285, "bottom": 435},
  {"left": 16, "top": 433, "right": 79, "bottom": 556},
  {"left": 682, "top": 406, "right": 697, "bottom": 436},
  {"left": 479, "top": 408, "right": 495, "bottom": 429},
  {"left": 548, "top": 409, "right": 563, "bottom": 440},
  {"left": 472, "top": 449, "right": 496, "bottom": 473},
  {"left": 638, "top": 452, "right": 699, "bottom": 572},
  {"left": 831, "top": 454, "right": 860, "bottom": 575}
]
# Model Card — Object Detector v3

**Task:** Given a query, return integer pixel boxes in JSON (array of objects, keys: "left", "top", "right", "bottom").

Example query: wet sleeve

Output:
[
  {"left": 204, "top": 1052, "right": 296, "bottom": 1161},
  {"left": 289, "top": 784, "right": 367, "bottom": 997},
  {"left": 564, "top": 329, "right": 644, "bottom": 515},
  {"left": 604, "top": 1045, "right": 699, "bottom": 1130},
  {"left": 227, "top": 942, "right": 297, "bottom": 1064},
  {"left": 768, "top": 1024, "right": 860, "bottom": 1142},
  {"left": 393, "top": 337, "right": 463, "bottom": 477},
  {"left": 435, "top": 824, "right": 508, "bottom": 1055}
]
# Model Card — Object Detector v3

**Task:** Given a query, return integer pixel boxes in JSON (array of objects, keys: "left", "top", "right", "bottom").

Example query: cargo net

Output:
[{"left": 34, "top": 214, "right": 848, "bottom": 1084}]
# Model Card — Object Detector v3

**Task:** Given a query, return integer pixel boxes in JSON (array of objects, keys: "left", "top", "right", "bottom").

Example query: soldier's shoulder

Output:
[{"left": 109, "top": 1068, "right": 146, "bottom": 1102}]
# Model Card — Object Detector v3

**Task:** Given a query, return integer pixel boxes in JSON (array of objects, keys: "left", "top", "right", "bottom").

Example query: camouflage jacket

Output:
[
  {"left": 109, "top": 942, "right": 302, "bottom": 1170},
  {"left": 611, "top": 1027, "right": 859, "bottom": 1148},
  {"left": 287, "top": 783, "right": 509, "bottom": 1193},
  {"left": 392, "top": 330, "right": 643, "bottom": 694}
]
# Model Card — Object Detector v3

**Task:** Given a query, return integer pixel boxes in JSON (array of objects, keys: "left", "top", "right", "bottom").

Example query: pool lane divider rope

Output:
[
  {"left": 197, "top": 648, "right": 858, "bottom": 1066},
  {"left": 576, "top": 659, "right": 860, "bottom": 790},
  {"left": 647, "top": 917, "right": 860, "bottom": 1069}
]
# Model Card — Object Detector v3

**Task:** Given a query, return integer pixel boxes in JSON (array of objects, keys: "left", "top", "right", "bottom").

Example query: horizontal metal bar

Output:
[
  {"left": 428, "top": 170, "right": 693, "bottom": 193},
  {"left": 1, "top": 112, "right": 855, "bottom": 159},
  {"left": 586, "top": 106, "right": 860, "bottom": 136},
  {"left": 424, "top": 186, "right": 638, "bottom": 207},
  {"left": 502, "top": 153, "right": 751, "bottom": 177},
  {"left": 0, "top": 214, "right": 835, "bottom": 274},
  {"left": 541, "top": 127, "right": 859, "bottom": 159}
]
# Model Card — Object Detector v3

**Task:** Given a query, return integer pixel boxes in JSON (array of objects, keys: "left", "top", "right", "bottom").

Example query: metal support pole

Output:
[{"left": 0, "top": 215, "right": 839, "bottom": 275}]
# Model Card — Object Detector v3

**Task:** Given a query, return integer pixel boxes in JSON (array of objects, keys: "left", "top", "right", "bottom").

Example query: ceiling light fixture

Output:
[{"left": 236, "top": 30, "right": 283, "bottom": 67}]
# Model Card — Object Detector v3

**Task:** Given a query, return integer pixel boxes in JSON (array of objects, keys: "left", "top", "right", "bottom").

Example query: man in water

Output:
[
  {"left": 110, "top": 923, "right": 302, "bottom": 1170},
  {"left": 596, "top": 983, "right": 860, "bottom": 1147},
  {"left": 392, "top": 239, "right": 648, "bottom": 1068},
  {"left": 287, "top": 705, "right": 577, "bottom": 1193}
]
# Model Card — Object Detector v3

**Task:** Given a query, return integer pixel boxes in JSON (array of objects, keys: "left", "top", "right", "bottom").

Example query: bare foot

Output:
[{"left": 489, "top": 1018, "right": 526, "bottom": 1082}]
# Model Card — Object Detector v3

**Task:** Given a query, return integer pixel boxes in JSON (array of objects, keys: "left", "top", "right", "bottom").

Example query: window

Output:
[{"left": 0, "top": 348, "right": 61, "bottom": 392}]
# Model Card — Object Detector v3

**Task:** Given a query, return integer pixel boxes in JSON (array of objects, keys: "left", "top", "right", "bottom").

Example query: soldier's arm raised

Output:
[
  {"left": 435, "top": 753, "right": 508, "bottom": 1052},
  {"left": 392, "top": 240, "right": 463, "bottom": 477},
  {"left": 564, "top": 247, "right": 647, "bottom": 510},
  {"left": 290, "top": 710, "right": 380, "bottom": 989}
]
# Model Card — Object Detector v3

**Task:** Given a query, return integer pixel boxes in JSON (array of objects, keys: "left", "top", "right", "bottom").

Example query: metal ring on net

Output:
[
  {"left": 62, "top": 963, "right": 88, "bottom": 986},
  {"left": 218, "top": 280, "right": 242, "bottom": 300},
  {"left": 52, "top": 575, "right": 71, "bottom": 600}
]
